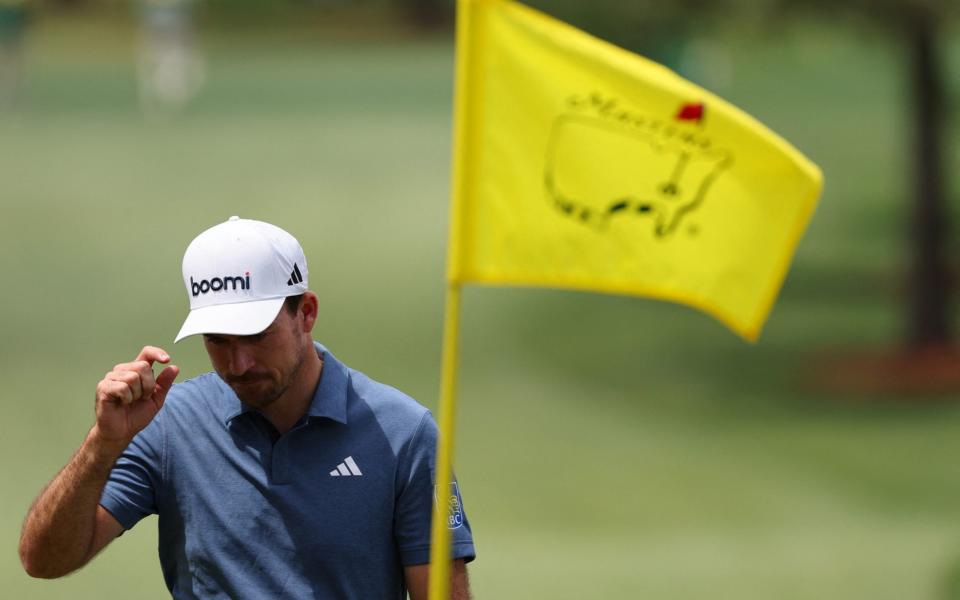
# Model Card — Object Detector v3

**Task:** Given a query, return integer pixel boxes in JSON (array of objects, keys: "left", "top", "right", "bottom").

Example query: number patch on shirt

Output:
[{"left": 435, "top": 481, "right": 465, "bottom": 530}]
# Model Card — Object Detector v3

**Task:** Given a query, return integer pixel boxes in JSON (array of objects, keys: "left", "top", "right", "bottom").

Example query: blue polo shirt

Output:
[{"left": 100, "top": 342, "right": 476, "bottom": 599}]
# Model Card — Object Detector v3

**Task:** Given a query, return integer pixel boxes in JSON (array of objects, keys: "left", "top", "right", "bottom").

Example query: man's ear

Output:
[{"left": 300, "top": 292, "right": 319, "bottom": 333}]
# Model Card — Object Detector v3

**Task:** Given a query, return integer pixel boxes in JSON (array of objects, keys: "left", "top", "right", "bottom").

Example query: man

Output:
[{"left": 19, "top": 216, "right": 476, "bottom": 599}]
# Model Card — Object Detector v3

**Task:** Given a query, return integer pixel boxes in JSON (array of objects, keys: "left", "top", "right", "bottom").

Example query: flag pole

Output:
[
  {"left": 427, "top": 281, "right": 463, "bottom": 600},
  {"left": 429, "top": 0, "right": 476, "bottom": 596}
]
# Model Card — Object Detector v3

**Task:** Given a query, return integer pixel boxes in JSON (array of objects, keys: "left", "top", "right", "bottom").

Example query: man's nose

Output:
[{"left": 227, "top": 346, "right": 256, "bottom": 375}]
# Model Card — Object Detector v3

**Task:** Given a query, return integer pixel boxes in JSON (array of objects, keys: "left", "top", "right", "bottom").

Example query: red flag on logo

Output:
[{"left": 676, "top": 102, "right": 705, "bottom": 123}]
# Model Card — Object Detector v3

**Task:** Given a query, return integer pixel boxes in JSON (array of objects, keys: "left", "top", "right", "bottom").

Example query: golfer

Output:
[{"left": 19, "top": 216, "right": 476, "bottom": 599}]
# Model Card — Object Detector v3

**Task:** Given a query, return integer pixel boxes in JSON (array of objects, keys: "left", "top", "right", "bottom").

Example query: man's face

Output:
[{"left": 202, "top": 305, "right": 310, "bottom": 409}]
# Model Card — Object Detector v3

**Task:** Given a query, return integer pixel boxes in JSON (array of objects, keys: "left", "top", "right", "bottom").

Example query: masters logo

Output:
[{"left": 545, "top": 91, "right": 733, "bottom": 239}]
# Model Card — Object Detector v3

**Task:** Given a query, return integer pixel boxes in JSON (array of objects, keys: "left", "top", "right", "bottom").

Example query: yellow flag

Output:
[{"left": 447, "top": 0, "right": 823, "bottom": 341}]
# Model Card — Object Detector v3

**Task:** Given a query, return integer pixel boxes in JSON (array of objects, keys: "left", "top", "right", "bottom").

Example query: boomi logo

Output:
[{"left": 191, "top": 272, "right": 251, "bottom": 296}]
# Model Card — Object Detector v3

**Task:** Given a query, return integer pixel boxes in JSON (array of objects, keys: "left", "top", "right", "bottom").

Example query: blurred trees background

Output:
[{"left": 771, "top": 0, "right": 956, "bottom": 356}]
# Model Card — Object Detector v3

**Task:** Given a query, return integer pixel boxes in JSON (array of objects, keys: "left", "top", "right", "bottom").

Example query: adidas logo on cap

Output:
[{"left": 287, "top": 263, "right": 303, "bottom": 286}]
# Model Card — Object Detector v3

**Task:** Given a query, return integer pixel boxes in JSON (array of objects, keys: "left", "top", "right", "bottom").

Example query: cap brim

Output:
[{"left": 174, "top": 297, "right": 286, "bottom": 343}]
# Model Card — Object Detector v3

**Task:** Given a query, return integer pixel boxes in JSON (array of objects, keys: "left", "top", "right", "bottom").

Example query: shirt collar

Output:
[
  {"left": 307, "top": 342, "right": 349, "bottom": 423},
  {"left": 220, "top": 341, "right": 349, "bottom": 426}
]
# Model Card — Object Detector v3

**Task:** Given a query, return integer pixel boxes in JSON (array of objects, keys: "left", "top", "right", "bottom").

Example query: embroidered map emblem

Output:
[{"left": 545, "top": 92, "right": 733, "bottom": 239}]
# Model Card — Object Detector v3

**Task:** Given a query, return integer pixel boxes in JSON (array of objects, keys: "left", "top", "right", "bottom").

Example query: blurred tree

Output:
[
  {"left": 755, "top": 2, "right": 954, "bottom": 358},
  {"left": 0, "top": 0, "right": 29, "bottom": 108},
  {"left": 770, "top": 0, "right": 956, "bottom": 353},
  {"left": 523, "top": 0, "right": 721, "bottom": 68},
  {"left": 397, "top": 0, "right": 452, "bottom": 29}
]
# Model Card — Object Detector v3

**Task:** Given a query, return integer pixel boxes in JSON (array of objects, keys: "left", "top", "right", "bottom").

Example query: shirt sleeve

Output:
[
  {"left": 99, "top": 411, "right": 165, "bottom": 531},
  {"left": 394, "top": 411, "right": 476, "bottom": 566}
]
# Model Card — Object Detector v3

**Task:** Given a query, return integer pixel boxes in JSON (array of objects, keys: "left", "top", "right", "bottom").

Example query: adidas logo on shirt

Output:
[
  {"left": 287, "top": 263, "right": 304, "bottom": 286},
  {"left": 329, "top": 456, "right": 362, "bottom": 477}
]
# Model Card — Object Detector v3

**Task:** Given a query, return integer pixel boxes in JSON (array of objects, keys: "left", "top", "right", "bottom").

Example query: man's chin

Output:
[{"left": 231, "top": 383, "right": 279, "bottom": 408}]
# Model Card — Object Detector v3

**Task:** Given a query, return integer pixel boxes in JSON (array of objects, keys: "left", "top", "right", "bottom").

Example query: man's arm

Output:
[
  {"left": 19, "top": 432, "right": 127, "bottom": 578},
  {"left": 404, "top": 560, "right": 470, "bottom": 600},
  {"left": 18, "top": 346, "right": 178, "bottom": 578}
]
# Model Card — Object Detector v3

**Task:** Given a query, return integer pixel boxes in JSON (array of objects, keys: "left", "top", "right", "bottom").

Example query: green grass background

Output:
[{"left": 2, "top": 11, "right": 960, "bottom": 599}]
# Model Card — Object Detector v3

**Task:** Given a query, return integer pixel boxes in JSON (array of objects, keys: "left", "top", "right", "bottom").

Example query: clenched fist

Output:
[{"left": 94, "top": 346, "right": 179, "bottom": 447}]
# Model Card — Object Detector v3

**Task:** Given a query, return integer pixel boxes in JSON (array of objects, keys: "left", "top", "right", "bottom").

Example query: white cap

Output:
[{"left": 175, "top": 216, "right": 308, "bottom": 342}]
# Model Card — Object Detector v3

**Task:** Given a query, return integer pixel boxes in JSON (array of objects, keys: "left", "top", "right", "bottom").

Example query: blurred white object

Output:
[{"left": 138, "top": 0, "right": 205, "bottom": 114}]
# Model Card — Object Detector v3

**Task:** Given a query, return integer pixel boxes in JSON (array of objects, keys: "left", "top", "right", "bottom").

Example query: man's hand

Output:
[
  {"left": 94, "top": 346, "right": 179, "bottom": 447},
  {"left": 19, "top": 346, "right": 179, "bottom": 579}
]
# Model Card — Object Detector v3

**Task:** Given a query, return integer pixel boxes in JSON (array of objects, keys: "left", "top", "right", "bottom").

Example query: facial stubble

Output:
[{"left": 229, "top": 331, "right": 309, "bottom": 409}]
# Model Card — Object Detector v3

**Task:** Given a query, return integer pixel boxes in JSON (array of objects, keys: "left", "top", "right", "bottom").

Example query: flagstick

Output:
[
  {"left": 429, "top": 0, "right": 475, "bottom": 595},
  {"left": 427, "top": 281, "right": 463, "bottom": 600}
]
